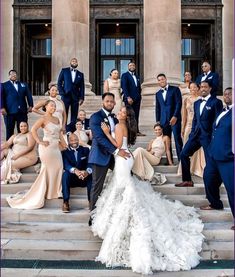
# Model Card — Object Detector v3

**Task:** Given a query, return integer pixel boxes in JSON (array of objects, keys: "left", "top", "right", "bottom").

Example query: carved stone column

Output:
[
  {"left": 1, "top": 0, "right": 13, "bottom": 82},
  {"left": 52, "top": 0, "right": 93, "bottom": 94},
  {"left": 222, "top": 0, "right": 234, "bottom": 90},
  {"left": 142, "top": 0, "right": 182, "bottom": 95}
]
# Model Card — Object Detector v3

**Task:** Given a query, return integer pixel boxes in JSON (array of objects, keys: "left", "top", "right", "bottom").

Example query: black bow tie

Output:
[
  {"left": 161, "top": 88, "right": 167, "bottom": 93},
  {"left": 223, "top": 105, "right": 230, "bottom": 111},
  {"left": 201, "top": 98, "right": 206, "bottom": 102},
  {"left": 108, "top": 113, "right": 115, "bottom": 118},
  {"left": 71, "top": 69, "right": 76, "bottom": 72}
]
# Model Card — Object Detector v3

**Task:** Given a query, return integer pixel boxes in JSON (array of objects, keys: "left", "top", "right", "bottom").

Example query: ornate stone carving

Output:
[
  {"left": 181, "top": 0, "right": 221, "bottom": 4},
  {"left": 15, "top": 0, "right": 51, "bottom": 4}
]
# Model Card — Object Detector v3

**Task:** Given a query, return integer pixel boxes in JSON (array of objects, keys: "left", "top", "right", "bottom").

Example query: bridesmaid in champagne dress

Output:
[
  {"left": 103, "top": 69, "right": 123, "bottom": 114},
  {"left": 32, "top": 85, "right": 67, "bottom": 132},
  {"left": 178, "top": 82, "right": 205, "bottom": 177},
  {"left": 132, "top": 123, "right": 172, "bottom": 183},
  {"left": 7, "top": 100, "right": 67, "bottom": 209},
  {"left": 1, "top": 122, "right": 37, "bottom": 184}
]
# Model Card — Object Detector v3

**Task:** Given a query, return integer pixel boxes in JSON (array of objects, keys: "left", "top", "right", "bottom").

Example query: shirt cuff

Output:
[
  {"left": 113, "top": 148, "right": 119, "bottom": 155},
  {"left": 70, "top": 167, "right": 76, "bottom": 173},
  {"left": 86, "top": 167, "right": 92, "bottom": 175}
]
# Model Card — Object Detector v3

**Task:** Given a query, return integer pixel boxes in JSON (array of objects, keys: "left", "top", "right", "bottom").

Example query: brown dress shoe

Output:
[
  {"left": 175, "top": 181, "right": 194, "bottom": 187},
  {"left": 62, "top": 202, "right": 70, "bottom": 213}
]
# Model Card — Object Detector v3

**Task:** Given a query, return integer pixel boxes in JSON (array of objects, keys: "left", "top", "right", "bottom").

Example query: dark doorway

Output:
[
  {"left": 181, "top": 23, "right": 212, "bottom": 81},
  {"left": 97, "top": 21, "right": 138, "bottom": 95},
  {"left": 22, "top": 22, "right": 51, "bottom": 95}
]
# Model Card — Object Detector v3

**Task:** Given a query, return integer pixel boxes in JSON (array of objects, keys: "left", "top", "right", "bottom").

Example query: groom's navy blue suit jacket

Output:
[
  {"left": 189, "top": 97, "right": 223, "bottom": 142},
  {"left": 208, "top": 108, "right": 233, "bottom": 161},
  {"left": 89, "top": 109, "right": 118, "bottom": 166}
]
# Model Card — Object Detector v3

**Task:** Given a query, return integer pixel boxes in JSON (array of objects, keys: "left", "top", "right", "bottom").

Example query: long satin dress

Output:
[
  {"left": 1, "top": 133, "right": 38, "bottom": 184},
  {"left": 132, "top": 136, "right": 166, "bottom": 181},
  {"left": 49, "top": 96, "right": 64, "bottom": 127},
  {"left": 107, "top": 78, "right": 123, "bottom": 114},
  {"left": 7, "top": 122, "right": 63, "bottom": 209},
  {"left": 178, "top": 96, "right": 206, "bottom": 177}
]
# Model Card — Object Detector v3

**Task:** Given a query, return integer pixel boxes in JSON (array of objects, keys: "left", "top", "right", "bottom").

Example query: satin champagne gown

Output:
[
  {"left": 7, "top": 122, "right": 63, "bottom": 209},
  {"left": 1, "top": 133, "right": 38, "bottom": 184},
  {"left": 107, "top": 78, "right": 123, "bottom": 114},
  {"left": 132, "top": 136, "right": 166, "bottom": 181},
  {"left": 178, "top": 96, "right": 206, "bottom": 177}
]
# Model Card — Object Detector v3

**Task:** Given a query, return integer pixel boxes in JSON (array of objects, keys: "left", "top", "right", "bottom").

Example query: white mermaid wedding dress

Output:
[{"left": 91, "top": 137, "right": 204, "bottom": 275}]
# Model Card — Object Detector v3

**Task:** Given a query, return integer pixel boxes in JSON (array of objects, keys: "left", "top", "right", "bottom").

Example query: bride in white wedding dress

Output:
[{"left": 91, "top": 106, "right": 204, "bottom": 275}]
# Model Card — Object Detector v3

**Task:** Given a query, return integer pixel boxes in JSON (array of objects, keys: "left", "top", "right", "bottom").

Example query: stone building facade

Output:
[{"left": 1, "top": 0, "right": 234, "bottom": 95}]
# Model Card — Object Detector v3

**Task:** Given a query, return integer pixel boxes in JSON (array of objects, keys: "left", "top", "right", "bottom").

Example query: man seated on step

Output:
[{"left": 61, "top": 133, "right": 92, "bottom": 213}]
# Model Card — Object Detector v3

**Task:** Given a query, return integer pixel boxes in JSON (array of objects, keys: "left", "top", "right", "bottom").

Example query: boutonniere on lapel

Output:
[
  {"left": 205, "top": 106, "right": 211, "bottom": 110},
  {"left": 20, "top": 83, "right": 25, "bottom": 87},
  {"left": 104, "top": 118, "right": 109, "bottom": 123}
]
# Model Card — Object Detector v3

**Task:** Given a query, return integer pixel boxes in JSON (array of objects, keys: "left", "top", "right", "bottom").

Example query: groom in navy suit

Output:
[
  {"left": 175, "top": 81, "right": 223, "bottom": 187},
  {"left": 155, "top": 73, "right": 183, "bottom": 161},
  {"left": 201, "top": 88, "right": 234, "bottom": 228},
  {"left": 195, "top": 61, "right": 219, "bottom": 97},
  {"left": 88, "top": 93, "right": 130, "bottom": 222},
  {"left": 57, "top": 58, "right": 85, "bottom": 132},
  {"left": 121, "top": 62, "right": 144, "bottom": 136},
  {"left": 1, "top": 69, "right": 33, "bottom": 139},
  {"left": 62, "top": 133, "right": 92, "bottom": 213}
]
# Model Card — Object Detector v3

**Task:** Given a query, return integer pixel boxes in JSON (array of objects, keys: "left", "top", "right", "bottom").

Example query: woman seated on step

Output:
[
  {"left": 132, "top": 122, "right": 173, "bottom": 185},
  {"left": 1, "top": 121, "right": 38, "bottom": 184},
  {"left": 73, "top": 119, "right": 91, "bottom": 149}
]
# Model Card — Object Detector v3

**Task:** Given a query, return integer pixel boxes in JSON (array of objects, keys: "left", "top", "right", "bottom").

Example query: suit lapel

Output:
[
  {"left": 217, "top": 109, "right": 231, "bottom": 127},
  {"left": 200, "top": 97, "right": 212, "bottom": 117}
]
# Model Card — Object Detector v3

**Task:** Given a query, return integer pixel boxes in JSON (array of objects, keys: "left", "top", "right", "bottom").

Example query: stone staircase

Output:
[{"left": 1, "top": 95, "right": 234, "bottom": 277}]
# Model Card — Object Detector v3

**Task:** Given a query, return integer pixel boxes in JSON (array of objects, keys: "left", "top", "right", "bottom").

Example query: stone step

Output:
[
  {"left": 1, "top": 239, "right": 233, "bottom": 260},
  {"left": 1, "top": 207, "right": 233, "bottom": 224},
  {"left": 1, "top": 183, "right": 226, "bottom": 196},
  {"left": 2, "top": 268, "right": 234, "bottom": 277},
  {"left": 3, "top": 193, "right": 229, "bottom": 209},
  {"left": 1, "top": 222, "right": 234, "bottom": 242}
]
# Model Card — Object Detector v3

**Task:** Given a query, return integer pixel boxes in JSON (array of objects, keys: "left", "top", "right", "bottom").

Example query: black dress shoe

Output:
[{"left": 88, "top": 217, "right": 92, "bottom": 226}]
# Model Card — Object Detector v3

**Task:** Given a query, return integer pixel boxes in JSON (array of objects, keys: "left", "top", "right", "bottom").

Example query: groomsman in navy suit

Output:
[
  {"left": 155, "top": 73, "right": 183, "bottom": 161},
  {"left": 175, "top": 80, "right": 223, "bottom": 187},
  {"left": 62, "top": 133, "right": 92, "bottom": 213},
  {"left": 195, "top": 61, "right": 219, "bottom": 97},
  {"left": 1, "top": 69, "right": 33, "bottom": 139},
  {"left": 57, "top": 58, "right": 85, "bottom": 132},
  {"left": 88, "top": 93, "right": 130, "bottom": 223},
  {"left": 121, "top": 62, "right": 145, "bottom": 136},
  {"left": 201, "top": 88, "right": 234, "bottom": 228}
]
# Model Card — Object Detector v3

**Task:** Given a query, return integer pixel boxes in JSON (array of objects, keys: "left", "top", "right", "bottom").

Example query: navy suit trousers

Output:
[
  {"left": 62, "top": 94, "right": 79, "bottom": 132},
  {"left": 62, "top": 171, "right": 92, "bottom": 202},
  {"left": 180, "top": 136, "right": 210, "bottom": 182},
  {"left": 203, "top": 157, "right": 234, "bottom": 215}
]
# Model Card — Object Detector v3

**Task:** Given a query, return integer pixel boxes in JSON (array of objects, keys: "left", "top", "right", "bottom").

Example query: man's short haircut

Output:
[
  {"left": 200, "top": 80, "right": 212, "bottom": 88},
  {"left": 224, "top": 87, "right": 232, "bottom": 91},
  {"left": 102, "top": 92, "right": 115, "bottom": 100},
  {"left": 128, "top": 61, "right": 135, "bottom": 66},
  {"left": 157, "top": 73, "right": 166, "bottom": 79},
  {"left": 9, "top": 69, "right": 17, "bottom": 75}
]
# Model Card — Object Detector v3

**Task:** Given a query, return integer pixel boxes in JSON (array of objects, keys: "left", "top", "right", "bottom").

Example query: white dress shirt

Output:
[
  {"left": 11, "top": 80, "right": 18, "bottom": 91},
  {"left": 161, "top": 85, "right": 169, "bottom": 102},
  {"left": 102, "top": 108, "right": 115, "bottom": 134},
  {"left": 201, "top": 70, "right": 211, "bottom": 82},
  {"left": 215, "top": 104, "right": 233, "bottom": 126},
  {"left": 71, "top": 69, "right": 76, "bottom": 83},
  {"left": 200, "top": 94, "right": 211, "bottom": 115},
  {"left": 129, "top": 71, "right": 137, "bottom": 86}
]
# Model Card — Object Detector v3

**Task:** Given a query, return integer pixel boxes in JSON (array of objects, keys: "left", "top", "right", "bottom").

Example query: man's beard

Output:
[
  {"left": 103, "top": 106, "right": 113, "bottom": 112},
  {"left": 71, "top": 64, "right": 78, "bottom": 69}
]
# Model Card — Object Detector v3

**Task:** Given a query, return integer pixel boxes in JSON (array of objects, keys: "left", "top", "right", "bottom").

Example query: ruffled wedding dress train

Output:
[{"left": 91, "top": 137, "right": 204, "bottom": 275}]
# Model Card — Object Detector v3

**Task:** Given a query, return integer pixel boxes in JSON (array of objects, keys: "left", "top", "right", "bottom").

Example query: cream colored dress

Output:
[
  {"left": 107, "top": 78, "right": 123, "bottom": 114},
  {"left": 74, "top": 130, "right": 89, "bottom": 144},
  {"left": 49, "top": 96, "right": 64, "bottom": 127},
  {"left": 7, "top": 122, "right": 63, "bottom": 209},
  {"left": 1, "top": 133, "right": 38, "bottom": 184},
  {"left": 132, "top": 136, "right": 166, "bottom": 181},
  {"left": 178, "top": 96, "right": 206, "bottom": 177}
]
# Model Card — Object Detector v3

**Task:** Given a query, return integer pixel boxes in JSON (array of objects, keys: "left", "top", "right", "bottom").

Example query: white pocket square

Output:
[
  {"left": 205, "top": 106, "right": 211, "bottom": 110},
  {"left": 81, "top": 156, "right": 86, "bottom": 160},
  {"left": 207, "top": 76, "right": 213, "bottom": 80}
]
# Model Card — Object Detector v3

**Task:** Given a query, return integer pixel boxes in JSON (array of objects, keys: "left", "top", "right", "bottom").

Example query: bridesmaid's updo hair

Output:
[
  {"left": 189, "top": 82, "right": 200, "bottom": 89},
  {"left": 126, "top": 105, "right": 137, "bottom": 146},
  {"left": 153, "top": 122, "right": 163, "bottom": 129},
  {"left": 109, "top": 68, "right": 118, "bottom": 76},
  {"left": 43, "top": 99, "right": 56, "bottom": 111}
]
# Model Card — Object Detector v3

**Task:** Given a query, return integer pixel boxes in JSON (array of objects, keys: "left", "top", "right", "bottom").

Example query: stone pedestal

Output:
[
  {"left": 222, "top": 0, "right": 234, "bottom": 90},
  {"left": 142, "top": 0, "right": 182, "bottom": 95},
  {"left": 0, "top": 0, "right": 13, "bottom": 82},
  {"left": 52, "top": 0, "right": 93, "bottom": 95}
]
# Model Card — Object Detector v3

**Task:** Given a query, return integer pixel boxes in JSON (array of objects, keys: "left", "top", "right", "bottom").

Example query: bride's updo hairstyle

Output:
[{"left": 126, "top": 105, "right": 137, "bottom": 146}]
